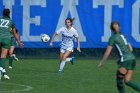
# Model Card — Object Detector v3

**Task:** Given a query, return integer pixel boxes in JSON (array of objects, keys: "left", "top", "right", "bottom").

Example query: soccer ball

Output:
[{"left": 41, "top": 34, "right": 50, "bottom": 42}]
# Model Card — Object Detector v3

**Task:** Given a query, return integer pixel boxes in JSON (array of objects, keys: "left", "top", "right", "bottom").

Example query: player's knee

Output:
[
  {"left": 62, "top": 56, "right": 67, "bottom": 61},
  {"left": 118, "top": 68, "right": 127, "bottom": 75},
  {"left": 1, "top": 55, "right": 6, "bottom": 58},
  {"left": 116, "top": 70, "right": 125, "bottom": 78}
]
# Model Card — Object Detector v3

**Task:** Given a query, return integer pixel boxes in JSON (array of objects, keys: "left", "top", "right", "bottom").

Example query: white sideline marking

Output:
[{"left": 0, "top": 82, "right": 33, "bottom": 93}]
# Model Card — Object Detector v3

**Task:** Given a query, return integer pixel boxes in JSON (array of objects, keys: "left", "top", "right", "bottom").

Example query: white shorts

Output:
[{"left": 60, "top": 45, "right": 73, "bottom": 53}]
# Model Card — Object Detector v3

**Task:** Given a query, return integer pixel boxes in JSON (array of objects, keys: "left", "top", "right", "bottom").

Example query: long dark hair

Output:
[{"left": 3, "top": 8, "right": 10, "bottom": 18}]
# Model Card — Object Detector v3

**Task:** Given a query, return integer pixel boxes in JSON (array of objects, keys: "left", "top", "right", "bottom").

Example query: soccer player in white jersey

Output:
[{"left": 50, "top": 18, "right": 81, "bottom": 75}]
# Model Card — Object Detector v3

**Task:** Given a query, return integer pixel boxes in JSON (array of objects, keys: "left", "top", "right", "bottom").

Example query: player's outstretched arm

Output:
[
  {"left": 12, "top": 28, "right": 23, "bottom": 48},
  {"left": 50, "top": 32, "right": 57, "bottom": 47},
  {"left": 128, "top": 43, "right": 133, "bottom": 52},
  {"left": 98, "top": 46, "right": 112, "bottom": 68},
  {"left": 76, "top": 37, "right": 81, "bottom": 52}
]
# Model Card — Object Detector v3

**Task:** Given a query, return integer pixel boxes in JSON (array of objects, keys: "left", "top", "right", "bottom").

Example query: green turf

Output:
[{"left": 0, "top": 59, "right": 140, "bottom": 93}]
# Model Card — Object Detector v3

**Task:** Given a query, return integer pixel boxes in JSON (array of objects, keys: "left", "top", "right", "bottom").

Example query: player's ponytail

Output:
[{"left": 71, "top": 17, "right": 75, "bottom": 22}]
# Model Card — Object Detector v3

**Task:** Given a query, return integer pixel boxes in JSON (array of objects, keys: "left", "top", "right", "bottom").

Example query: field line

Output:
[{"left": 0, "top": 82, "right": 33, "bottom": 93}]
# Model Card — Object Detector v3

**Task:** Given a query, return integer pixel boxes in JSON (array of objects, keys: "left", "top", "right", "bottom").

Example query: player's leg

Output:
[
  {"left": 0, "top": 48, "right": 8, "bottom": 80},
  {"left": 1, "top": 38, "right": 11, "bottom": 79},
  {"left": 1, "top": 48, "right": 8, "bottom": 71},
  {"left": 124, "top": 70, "right": 140, "bottom": 92},
  {"left": 65, "top": 50, "right": 74, "bottom": 62},
  {"left": 65, "top": 48, "right": 75, "bottom": 65},
  {"left": 66, "top": 57, "right": 72, "bottom": 62},
  {"left": 116, "top": 67, "right": 127, "bottom": 93},
  {"left": 12, "top": 54, "right": 19, "bottom": 61},
  {"left": 1, "top": 48, "right": 10, "bottom": 79},
  {"left": 60, "top": 52, "right": 64, "bottom": 62},
  {"left": 8, "top": 46, "right": 15, "bottom": 69},
  {"left": 58, "top": 50, "right": 71, "bottom": 72},
  {"left": 58, "top": 48, "right": 65, "bottom": 75},
  {"left": 11, "top": 38, "right": 19, "bottom": 61}
]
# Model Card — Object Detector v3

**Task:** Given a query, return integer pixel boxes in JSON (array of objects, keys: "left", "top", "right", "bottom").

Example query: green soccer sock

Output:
[
  {"left": 126, "top": 81, "right": 140, "bottom": 92},
  {"left": 117, "top": 77, "right": 125, "bottom": 93},
  {"left": 0, "top": 58, "right": 2, "bottom": 67},
  {"left": 0, "top": 58, "right": 6, "bottom": 75},
  {"left": 116, "top": 71, "right": 125, "bottom": 93},
  {"left": 9, "top": 56, "right": 14, "bottom": 67},
  {"left": 0, "top": 58, "right": 2, "bottom": 72},
  {"left": 1, "top": 58, "right": 6, "bottom": 69}
]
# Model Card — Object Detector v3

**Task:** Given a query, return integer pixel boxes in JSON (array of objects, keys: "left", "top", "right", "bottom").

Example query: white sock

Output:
[
  {"left": 59, "top": 61, "right": 66, "bottom": 71},
  {"left": 0, "top": 67, "right": 3, "bottom": 71},
  {"left": 66, "top": 58, "right": 72, "bottom": 62},
  {"left": 2, "top": 69, "right": 6, "bottom": 73}
]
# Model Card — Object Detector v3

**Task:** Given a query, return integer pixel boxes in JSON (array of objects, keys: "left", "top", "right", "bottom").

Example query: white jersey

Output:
[{"left": 56, "top": 27, "right": 79, "bottom": 47}]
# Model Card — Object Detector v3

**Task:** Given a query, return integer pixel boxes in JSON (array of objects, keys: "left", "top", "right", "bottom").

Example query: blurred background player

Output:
[
  {"left": 50, "top": 18, "right": 81, "bottom": 75},
  {"left": 0, "top": 9, "right": 23, "bottom": 80},
  {"left": 8, "top": 28, "right": 19, "bottom": 69},
  {"left": 98, "top": 21, "right": 140, "bottom": 93}
]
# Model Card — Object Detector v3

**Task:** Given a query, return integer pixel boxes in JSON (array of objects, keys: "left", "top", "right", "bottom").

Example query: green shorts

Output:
[
  {"left": 118, "top": 60, "right": 136, "bottom": 70},
  {"left": 10, "top": 37, "right": 16, "bottom": 46},
  {"left": 0, "top": 38, "right": 11, "bottom": 49}
]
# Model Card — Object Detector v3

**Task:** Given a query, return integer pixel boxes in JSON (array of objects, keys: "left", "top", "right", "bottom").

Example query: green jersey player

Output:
[
  {"left": 98, "top": 21, "right": 140, "bottom": 93},
  {"left": 0, "top": 9, "right": 23, "bottom": 80}
]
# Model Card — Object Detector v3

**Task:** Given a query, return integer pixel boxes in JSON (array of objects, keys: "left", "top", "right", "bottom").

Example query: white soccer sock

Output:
[
  {"left": 59, "top": 61, "right": 66, "bottom": 71},
  {"left": 66, "top": 58, "right": 72, "bottom": 62},
  {"left": 2, "top": 69, "right": 6, "bottom": 73},
  {"left": 0, "top": 67, "right": 3, "bottom": 71}
]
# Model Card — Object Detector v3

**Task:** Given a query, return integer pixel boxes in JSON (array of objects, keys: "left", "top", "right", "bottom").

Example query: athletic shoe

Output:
[
  {"left": 9, "top": 66, "right": 13, "bottom": 69},
  {"left": 3, "top": 75, "right": 10, "bottom": 80},
  {"left": 70, "top": 57, "right": 75, "bottom": 65},
  {"left": 12, "top": 54, "right": 19, "bottom": 61}
]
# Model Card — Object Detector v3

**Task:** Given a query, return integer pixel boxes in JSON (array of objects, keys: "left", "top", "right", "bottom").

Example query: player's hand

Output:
[
  {"left": 17, "top": 41, "right": 23, "bottom": 48},
  {"left": 98, "top": 62, "right": 104, "bottom": 68},
  {"left": 50, "top": 42, "right": 53, "bottom": 47},
  {"left": 77, "top": 47, "right": 81, "bottom": 52}
]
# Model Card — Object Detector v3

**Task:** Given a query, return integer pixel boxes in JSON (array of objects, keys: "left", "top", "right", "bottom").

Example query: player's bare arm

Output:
[
  {"left": 12, "top": 28, "right": 23, "bottom": 48},
  {"left": 98, "top": 46, "right": 112, "bottom": 67},
  {"left": 50, "top": 32, "right": 58, "bottom": 47},
  {"left": 75, "top": 37, "right": 81, "bottom": 52},
  {"left": 128, "top": 43, "right": 133, "bottom": 52}
]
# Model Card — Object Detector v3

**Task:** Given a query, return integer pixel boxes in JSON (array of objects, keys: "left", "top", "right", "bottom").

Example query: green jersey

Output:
[
  {"left": 108, "top": 33, "right": 135, "bottom": 62},
  {"left": 10, "top": 31, "right": 14, "bottom": 38},
  {"left": 0, "top": 16, "right": 15, "bottom": 39}
]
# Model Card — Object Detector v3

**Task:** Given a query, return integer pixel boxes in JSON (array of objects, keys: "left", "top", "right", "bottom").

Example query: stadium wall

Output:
[
  {"left": 14, "top": 48, "right": 140, "bottom": 59},
  {"left": 0, "top": 0, "right": 140, "bottom": 48}
]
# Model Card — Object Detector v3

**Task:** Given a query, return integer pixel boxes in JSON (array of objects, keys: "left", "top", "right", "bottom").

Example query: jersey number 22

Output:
[{"left": 0, "top": 19, "right": 9, "bottom": 28}]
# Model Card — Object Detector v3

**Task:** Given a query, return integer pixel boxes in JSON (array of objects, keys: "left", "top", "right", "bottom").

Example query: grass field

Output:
[{"left": 0, "top": 59, "right": 140, "bottom": 93}]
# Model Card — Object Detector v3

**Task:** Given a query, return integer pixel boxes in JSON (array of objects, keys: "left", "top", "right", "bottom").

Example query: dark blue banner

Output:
[{"left": 0, "top": 0, "right": 139, "bottom": 48}]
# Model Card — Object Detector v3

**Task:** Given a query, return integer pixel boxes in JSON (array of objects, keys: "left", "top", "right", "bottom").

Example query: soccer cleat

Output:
[
  {"left": 58, "top": 71, "right": 62, "bottom": 76},
  {"left": 3, "top": 75, "right": 10, "bottom": 80},
  {"left": 9, "top": 66, "right": 13, "bottom": 69},
  {"left": 70, "top": 57, "right": 75, "bottom": 65},
  {"left": 12, "top": 54, "right": 19, "bottom": 61}
]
